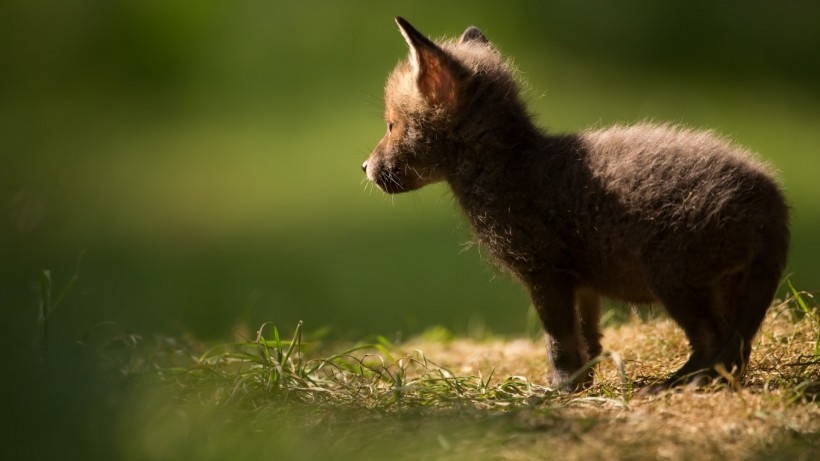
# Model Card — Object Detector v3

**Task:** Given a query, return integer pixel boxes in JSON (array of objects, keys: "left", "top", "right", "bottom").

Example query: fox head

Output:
[{"left": 362, "top": 17, "right": 520, "bottom": 194}]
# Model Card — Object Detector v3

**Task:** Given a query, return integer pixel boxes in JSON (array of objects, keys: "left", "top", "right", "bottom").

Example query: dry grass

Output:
[
  {"left": 387, "top": 299, "right": 820, "bottom": 460},
  {"left": 130, "top": 295, "right": 819, "bottom": 461}
]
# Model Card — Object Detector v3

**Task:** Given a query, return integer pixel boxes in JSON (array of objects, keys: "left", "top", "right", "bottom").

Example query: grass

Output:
[{"left": 107, "top": 289, "right": 820, "bottom": 461}]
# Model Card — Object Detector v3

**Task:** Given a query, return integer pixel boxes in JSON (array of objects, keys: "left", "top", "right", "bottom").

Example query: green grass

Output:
[{"left": 87, "top": 289, "right": 819, "bottom": 461}]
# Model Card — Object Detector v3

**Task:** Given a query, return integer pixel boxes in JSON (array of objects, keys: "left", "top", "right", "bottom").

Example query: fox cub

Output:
[{"left": 362, "top": 17, "right": 789, "bottom": 390}]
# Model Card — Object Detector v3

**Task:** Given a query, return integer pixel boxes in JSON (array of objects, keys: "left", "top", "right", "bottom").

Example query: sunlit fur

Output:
[{"left": 363, "top": 18, "right": 790, "bottom": 391}]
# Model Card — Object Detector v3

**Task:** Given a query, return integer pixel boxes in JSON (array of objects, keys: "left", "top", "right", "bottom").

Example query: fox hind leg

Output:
[{"left": 650, "top": 283, "right": 731, "bottom": 386}]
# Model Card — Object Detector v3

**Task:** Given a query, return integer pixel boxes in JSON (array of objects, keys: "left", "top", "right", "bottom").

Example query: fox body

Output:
[{"left": 362, "top": 18, "right": 789, "bottom": 389}]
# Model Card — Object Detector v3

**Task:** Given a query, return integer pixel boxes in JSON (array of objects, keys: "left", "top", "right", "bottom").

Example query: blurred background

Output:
[
  {"left": 3, "top": 0, "right": 820, "bottom": 341},
  {"left": 1, "top": 1, "right": 819, "bottom": 456}
]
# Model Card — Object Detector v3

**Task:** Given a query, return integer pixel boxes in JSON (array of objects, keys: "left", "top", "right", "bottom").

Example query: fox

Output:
[{"left": 361, "top": 17, "right": 790, "bottom": 391}]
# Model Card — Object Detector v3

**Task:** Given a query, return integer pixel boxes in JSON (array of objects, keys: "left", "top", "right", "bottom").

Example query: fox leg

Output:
[{"left": 525, "top": 272, "right": 589, "bottom": 390}]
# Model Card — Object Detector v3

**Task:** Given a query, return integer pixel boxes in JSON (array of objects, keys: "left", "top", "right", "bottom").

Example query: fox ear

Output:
[
  {"left": 459, "top": 26, "right": 487, "bottom": 44},
  {"left": 395, "top": 17, "right": 463, "bottom": 107}
]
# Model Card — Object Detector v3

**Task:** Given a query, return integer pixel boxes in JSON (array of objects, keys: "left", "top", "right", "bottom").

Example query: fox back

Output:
[{"left": 362, "top": 18, "right": 790, "bottom": 391}]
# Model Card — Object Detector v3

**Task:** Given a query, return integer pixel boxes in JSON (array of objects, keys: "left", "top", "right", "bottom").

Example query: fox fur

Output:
[{"left": 362, "top": 17, "right": 790, "bottom": 390}]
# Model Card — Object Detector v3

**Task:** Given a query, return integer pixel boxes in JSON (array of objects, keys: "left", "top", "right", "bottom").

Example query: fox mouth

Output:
[
  {"left": 373, "top": 169, "right": 409, "bottom": 194},
  {"left": 363, "top": 160, "right": 410, "bottom": 194}
]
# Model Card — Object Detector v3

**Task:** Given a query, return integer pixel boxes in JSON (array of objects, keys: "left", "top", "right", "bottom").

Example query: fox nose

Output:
[{"left": 361, "top": 161, "right": 368, "bottom": 173}]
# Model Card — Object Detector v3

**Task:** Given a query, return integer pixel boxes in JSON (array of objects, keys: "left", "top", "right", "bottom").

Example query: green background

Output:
[
  {"left": 3, "top": 1, "right": 820, "bottom": 459},
  {"left": 3, "top": 1, "right": 819, "bottom": 343}
]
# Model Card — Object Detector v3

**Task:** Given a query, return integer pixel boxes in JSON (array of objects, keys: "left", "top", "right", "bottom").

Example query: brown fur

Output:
[{"left": 362, "top": 18, "right": 790, "bottom": 390}]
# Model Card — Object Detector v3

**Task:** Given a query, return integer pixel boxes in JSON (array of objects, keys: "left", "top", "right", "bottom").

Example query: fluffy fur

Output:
[{"left": 362, "top": 17, "right": 790, "bottom": 390}]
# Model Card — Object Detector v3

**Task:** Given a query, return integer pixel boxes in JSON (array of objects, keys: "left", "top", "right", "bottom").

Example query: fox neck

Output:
[{"left": 444, "top": 109, "right": 543, "bottom": 200}]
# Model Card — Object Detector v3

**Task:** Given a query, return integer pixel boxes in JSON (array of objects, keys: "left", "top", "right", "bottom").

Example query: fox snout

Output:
[
  {"left": 361, "top": 154, "right": 408, "bottom": 194},
  {"left": 362, "top": 129, "right": 418, "bottom": 194}
]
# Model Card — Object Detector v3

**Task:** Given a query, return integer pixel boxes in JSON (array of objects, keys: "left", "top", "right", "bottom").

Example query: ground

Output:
[{"left": 119, "top": 296, "right": 819, "bottom": 461}]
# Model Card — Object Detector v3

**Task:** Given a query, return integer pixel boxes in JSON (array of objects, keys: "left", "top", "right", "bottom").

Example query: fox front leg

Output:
[{"left": 526, "top": 273, "right": 590, "bottom": 390}]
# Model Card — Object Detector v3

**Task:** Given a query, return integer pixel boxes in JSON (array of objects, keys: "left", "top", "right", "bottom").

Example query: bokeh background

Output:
[
  {"left": 3, "top": 0, "right": 820, "bottom": 339},
  {"left": 1, "top": 1, "right": 819, "bottom": 457}
]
